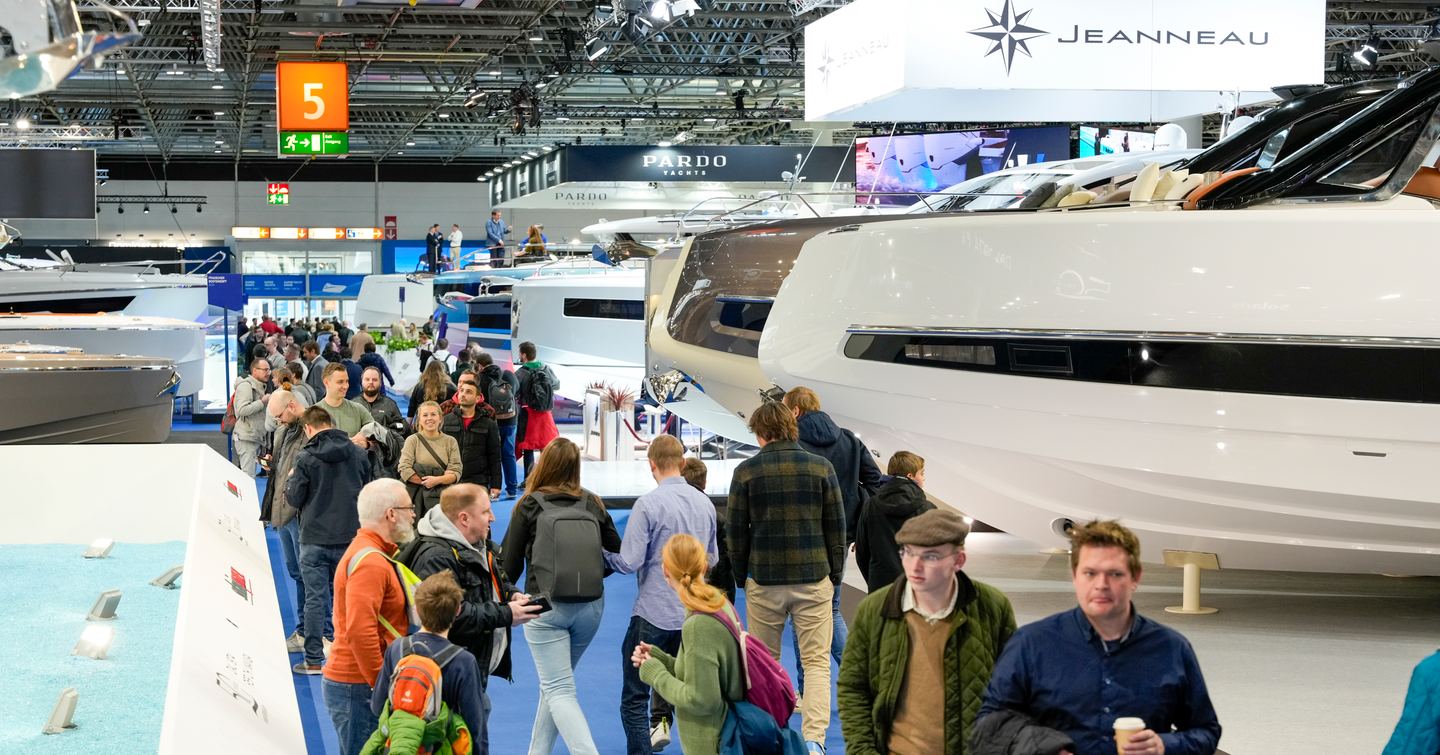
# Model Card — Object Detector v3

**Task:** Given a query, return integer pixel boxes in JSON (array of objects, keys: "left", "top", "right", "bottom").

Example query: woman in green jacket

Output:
[{"left": 632, "top": 534, "right": 747, "bottom": 754}]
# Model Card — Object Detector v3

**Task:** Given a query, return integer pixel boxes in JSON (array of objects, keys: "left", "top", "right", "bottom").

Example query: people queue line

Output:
[{"left": 231, "top": 354, "right": 1436, "bottom": 755}]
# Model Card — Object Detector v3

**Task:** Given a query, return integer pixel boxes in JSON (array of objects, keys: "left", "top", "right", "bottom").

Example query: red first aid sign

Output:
[{"left": 276, "top": 62, "right": 349, "bottom": 132}]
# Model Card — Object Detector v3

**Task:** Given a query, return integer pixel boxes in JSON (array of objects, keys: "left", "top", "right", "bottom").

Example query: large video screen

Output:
[
  {"left": 0, "top": 149, "right": 96, "bottom": 219},
  {"left": 1078, "top": 126, "right": 1158, "bottom": 158},
  {"left": 855, "top": 126, "right": 1070, "bottom": 207}
]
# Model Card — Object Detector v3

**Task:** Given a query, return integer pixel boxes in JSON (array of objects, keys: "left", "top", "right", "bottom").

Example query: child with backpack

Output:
[
  {"left": 365, "top": 571, "right": 483, "bottom": 755},
  {"left": 632, "top": 533, "right": 804, "bottom": 755},
  {"left": 499, "top": 437, "right": 623, "bottom": 755}
]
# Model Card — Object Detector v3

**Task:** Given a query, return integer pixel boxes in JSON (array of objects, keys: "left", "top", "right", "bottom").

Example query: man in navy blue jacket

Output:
[{"left": 978, "top": 520, "right": 1221, "bottom": 755}]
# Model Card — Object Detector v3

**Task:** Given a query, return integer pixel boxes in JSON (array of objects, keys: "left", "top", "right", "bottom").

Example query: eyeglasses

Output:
[
  {"left": 898, "top": 547, "right": 957, "bottom": 563},
  {"left": 390, "top": 505, "right": 415, "bottom": 513}
]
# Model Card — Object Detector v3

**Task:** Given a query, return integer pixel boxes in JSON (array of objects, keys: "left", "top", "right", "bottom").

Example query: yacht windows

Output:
[
  {"left": 903, "top": 342, "right": 997, "bottom": 366},
  {"left": 1315, "top": 117, "right": 1425, "bottom": 191},
  {"left": 563, "top": 298, "right": 643, "bottom": 320}
]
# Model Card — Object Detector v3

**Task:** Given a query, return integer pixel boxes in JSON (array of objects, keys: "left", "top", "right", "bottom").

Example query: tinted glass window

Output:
[{"left": 564, "top": 298, "right": 643, "bottom": 320}]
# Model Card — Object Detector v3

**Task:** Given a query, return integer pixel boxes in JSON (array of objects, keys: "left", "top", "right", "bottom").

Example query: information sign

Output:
[
  {"left": 266, "top": 183, "right": 290, "bottom": 205},
  {"left": 276, "top": 62, "right": 349, "bottom": 132}
]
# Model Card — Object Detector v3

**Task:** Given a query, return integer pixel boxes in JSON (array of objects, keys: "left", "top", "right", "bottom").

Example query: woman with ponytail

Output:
[{"left": 631, "top": 533, "right": 747, "bottom": 754}]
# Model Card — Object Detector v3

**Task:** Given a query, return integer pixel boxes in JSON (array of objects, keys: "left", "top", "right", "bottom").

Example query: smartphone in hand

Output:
[{"left": 529, "top": 595, "right": 554, "bottom": 614}]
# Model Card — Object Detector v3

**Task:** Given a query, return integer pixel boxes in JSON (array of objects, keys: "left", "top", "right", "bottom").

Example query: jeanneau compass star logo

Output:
[{"left": 969, "top": 0, "right": 1048, "bottom": 75}]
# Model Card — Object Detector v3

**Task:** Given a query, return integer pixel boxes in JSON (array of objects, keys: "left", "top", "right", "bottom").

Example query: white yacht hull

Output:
[
  {"left": 756, "top": 201, "right": 1440, "bottom": 575},
  {"left": 0, "top": 350, "right": 178, "bottom": 443},
  {"left": 0, "top": 315, "right": 206, "bottom": 396},
  {"left": 511, "top": 270, "right": 646, "bottom": 402},
  {"left": 353, "top": 274, "right": 434, "bottom": 331},
  {"left": 0, "top": 269, "right": 209, "bottom": 320}
]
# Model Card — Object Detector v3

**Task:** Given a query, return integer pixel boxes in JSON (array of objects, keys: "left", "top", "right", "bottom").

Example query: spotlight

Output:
[
  {"left": 73, "top": 624, "right": 114, "bottom": 659},
  {"left": 42, "top": 688, "right": 79, "bottom": 735},
  {"left": 143, "top": 204, "right": 151, "bottom": 214},
  {"left": 623, "top": 13, "right": 654, "bottom": 44},
  {"left": 585, "top": 37, "right": 609, "bottom": 61},
  {"left": 650, "top": 0, "right": 672, "bottom": 22},
  {"left": 170, "top": 205, "right": 178, "bottom": 214},
  {"left": 87, "top": 590, "right": 122, "bottom": 621},
  {"left": 197, "top": 205, "right": 203, "bottom": 213},
  {"left": 83, "top": 538, "right": 114, "bottom": 559},
  {"left": 671, "top": 0, "right": 699, "bottom": 15},
  {"left": 1354, "top": 32, "right": 1380, "bottom": 67},
  {"left": 150, "top": 565, "right": 184, "bottom": 589},
  {"left": 96, "top": 205, "right": 101, "bottom": 214},
  {"left": 117, "top": 205, "right": 124, "bottom": 214}
]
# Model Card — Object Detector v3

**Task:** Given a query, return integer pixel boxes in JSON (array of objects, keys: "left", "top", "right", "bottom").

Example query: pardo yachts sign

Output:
[
  {"left": 641, "top": 153, "right": 728, "bottom": 177},
  {"left": 563, "top": 146, "right": 855, "bottom": 183},
  {"left": 805, "top": 0, "right": 1324, "bottom": 121}
]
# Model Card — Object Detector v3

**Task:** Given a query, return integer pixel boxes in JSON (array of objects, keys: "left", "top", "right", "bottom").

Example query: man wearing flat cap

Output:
[{"left": 837, "top": 509, "right": 1017, "bottom": 755}]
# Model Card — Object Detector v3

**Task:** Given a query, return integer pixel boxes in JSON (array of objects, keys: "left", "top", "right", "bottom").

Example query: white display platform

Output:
[
  {"left": 0, "top": 445, "right": 306, "bottom": 753},
  {"left": 581, "top": 459, "right": 741, "bottom": 501}
]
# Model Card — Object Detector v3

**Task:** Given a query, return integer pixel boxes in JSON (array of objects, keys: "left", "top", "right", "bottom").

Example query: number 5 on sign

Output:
[{"left": 276, "top": 62, "right": 349, "bottom": 132}]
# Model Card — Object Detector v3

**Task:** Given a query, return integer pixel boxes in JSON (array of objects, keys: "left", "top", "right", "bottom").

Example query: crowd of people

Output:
[{"left": 227, "top": 338, "right": 1436, "bottom": 755}]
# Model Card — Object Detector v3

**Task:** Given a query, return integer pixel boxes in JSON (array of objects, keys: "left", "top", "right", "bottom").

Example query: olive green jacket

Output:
[
  {"left": 837, "top": 572, "right": 1016, "bottom": 755},
  {"left": 639, "top": 606, "right": 747, "bottom": 755}
]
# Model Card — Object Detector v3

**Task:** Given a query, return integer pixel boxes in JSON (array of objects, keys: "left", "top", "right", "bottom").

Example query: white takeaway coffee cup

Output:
[{"left": 1113, "top": 717, "right": 1146, "bottom": 753}]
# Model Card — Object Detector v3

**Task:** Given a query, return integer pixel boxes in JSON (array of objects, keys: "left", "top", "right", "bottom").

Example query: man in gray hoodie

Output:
[
  {"left": 232, "top": 358, "right": 273, "bottom": 476},
  {"left": 400, "top": 484, "right": 542, "bottom": 754}
]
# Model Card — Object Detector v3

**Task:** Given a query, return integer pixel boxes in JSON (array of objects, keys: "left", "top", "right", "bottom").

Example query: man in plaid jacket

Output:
[{"left": 727, "top": 400, "right": 845, "bottom": 754}]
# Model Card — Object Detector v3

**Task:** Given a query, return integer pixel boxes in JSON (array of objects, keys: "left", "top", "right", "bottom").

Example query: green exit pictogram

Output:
[{"left": 279, "top": 131, "right": 349, "bottom": 156}]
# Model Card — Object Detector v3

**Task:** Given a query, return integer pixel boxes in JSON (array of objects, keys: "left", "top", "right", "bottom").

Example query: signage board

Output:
[
  {"left": 243, "top": 275, "right": 307, "bottom": 298},
  {"left": 265, "top": 183, "right": 290, "bottom": 205},
  {"left": 276, "top": 62, "right": 349, "bottom": 132},
  {"left": 308, "top": 227, "right": 343, "bottom": 240},
  {"left": 206, "top": 274, "right": 245, "bottom": 311},
  {"left": 383, "top": 215, "right": 397, "bottom": 240},
  {"left": 346, "top": 227, "right": 383, "bottom": 240},
  {"left": 309, "top": 274, "right": 366, "bottom": 298},
  {"left": 561, "top": 145, "right": 856, "bottom": 184},
  {"left": 278, "top": 131, "right": 349, "bottom": 156},
  {"left": 805, "top": 0, "right": 1325, "bottom": 121},
  {"left": 231, "top": 226, "right": 270, "bottom": 239}
]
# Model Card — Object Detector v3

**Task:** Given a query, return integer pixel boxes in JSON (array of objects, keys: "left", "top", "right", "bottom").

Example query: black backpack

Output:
[
  {"left": 528, "top": 492, "right": 604, "bottom": 601},
  {"left": 523, "top": 366, "right": 557, "bottom": 411},
  {"left": 483, "top": 373, "right": 517, "bottom": 420}
]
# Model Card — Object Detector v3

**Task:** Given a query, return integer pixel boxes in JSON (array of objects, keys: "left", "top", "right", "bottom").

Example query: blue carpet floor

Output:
[{"left": 257, "top": 474, "right": 848, "bottom": 754}]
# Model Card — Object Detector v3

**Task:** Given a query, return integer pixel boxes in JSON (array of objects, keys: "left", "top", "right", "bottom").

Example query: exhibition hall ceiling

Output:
[{"left": 3, "top": 0, "right": 1439, "bottom": 168}]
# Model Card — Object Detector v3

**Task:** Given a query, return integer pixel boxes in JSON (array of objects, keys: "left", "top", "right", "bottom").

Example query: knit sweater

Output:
[
  {"left": 638, "top": 607, "right": 747, "bottom": 755},
  {"left": 324, "top": 528, "right": 409, "bottom": 687}
]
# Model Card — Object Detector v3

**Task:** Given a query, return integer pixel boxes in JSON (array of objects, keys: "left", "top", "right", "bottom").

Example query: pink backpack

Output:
[{"left": 707, "top": 605, "right": 798, "bottom": 728}]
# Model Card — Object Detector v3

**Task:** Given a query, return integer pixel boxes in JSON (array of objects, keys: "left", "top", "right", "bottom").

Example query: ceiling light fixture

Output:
[
  {"left": 586, "top": 37, "right": 609, "bottom": 61},
  {"left": 528, "top": 29, "right": 544, "bottom": 42},
  {"left": 15, "top": 116, "right": 31, "bottom": 130},
  {"left": 143, "top": 204, "right": 151, "bottom": 213},
  {"left": 1354, "top": 27, "right": 1380, "bottom": 67},
  {"left": 438, "top": 112, "right": 450, "bottom": 118},
  {"left": 211, "top": 84, "right": 223, "bottom": 89},
  {"left": 650, "top": 0, "right": 672, "bottom": 22},
  {"left": 406, "top": 140, "right": 416, "bottom": 146},
  {"left": 657, "top": 140, "right": 672, "bottom": 147},
  {"left": 671, "top": 0, "right": 700, "bottom": 16}
]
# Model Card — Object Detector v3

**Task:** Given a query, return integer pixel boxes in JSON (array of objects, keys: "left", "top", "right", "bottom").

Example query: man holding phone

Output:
[{"left": 400, "top": 483, "right": 543, "bottom": 754}]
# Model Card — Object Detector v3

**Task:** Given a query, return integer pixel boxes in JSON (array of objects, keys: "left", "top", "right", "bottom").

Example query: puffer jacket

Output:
[
  {"left": 969, "top": 710, "right": 1074, "bottom": 755},
  {"left": 441, "top": 409, "right": 502, "bottom": 490},
  {"left": 854, "top": 477, "right": 936, "bottom": 592},
  {"left": 360, "top": 702, "right": 472, "bottom": 755},
  {"left": 838, "top": 573, "right": 1017, "bottom": 755},
  {"left": 1384, "top": 650, "right": 1440, "bottom": 755},
  {"left": 796, "top": 410, "right": 883, "bottom": 540}
]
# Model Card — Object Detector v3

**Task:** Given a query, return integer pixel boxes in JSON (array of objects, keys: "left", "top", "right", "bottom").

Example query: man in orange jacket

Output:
[{"left": 322, "top": 478, "right": 418, "bottom": 755}]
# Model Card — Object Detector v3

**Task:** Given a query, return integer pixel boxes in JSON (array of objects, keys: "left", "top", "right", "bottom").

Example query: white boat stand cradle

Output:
[{"left": 1163, "top": 550, "right": 1221, "bottom": 615}]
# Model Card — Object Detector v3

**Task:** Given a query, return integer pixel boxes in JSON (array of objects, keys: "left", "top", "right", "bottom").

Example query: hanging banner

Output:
[{"left": 805, "top": 0, "right": 1325, "bottom": 122}]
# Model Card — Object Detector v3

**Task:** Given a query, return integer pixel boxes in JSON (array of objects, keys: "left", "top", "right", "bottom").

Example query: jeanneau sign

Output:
[{"left": 806, "top": 0, "right": 1323, "bottom": 121}]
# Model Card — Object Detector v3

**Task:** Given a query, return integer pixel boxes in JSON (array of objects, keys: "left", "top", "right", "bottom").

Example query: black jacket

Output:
[
  {"left": 796, "top": 410, "right": 884, "bottom": 541},
  {"left": 970, "top": 710, "right": 1074, "bottom": 755},
  {"left": 401, "top": 523, "right": 517, "bottom": 682},
  {"left": 285, "top": 428, "right": 374, "bottom": 545},
  {"left": 854, "top": 477, "right": 936, "bottom": 592},
  {"left": 359, "top": 392, "right": 408, "bottom": 475},
  {"left": 442, "top": 408, "right": 502, "bottom": 489},
  {"left": 478, "top": 363, "right": 520, "bottom": 424},
  {"left": 358, "top": 352, "right": 395, "bottom": 386}
]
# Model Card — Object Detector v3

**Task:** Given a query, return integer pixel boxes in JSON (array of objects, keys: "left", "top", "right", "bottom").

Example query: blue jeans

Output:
[
  {"left": 473, "top": 686, "right": 493, "bottom": 755},
  {"left": 300, "top": 542, "right": 347, "bottom": 665},
  {"left": 277, "top": 519, "right": 305, "bottom": 634},
  {"left": 794, "top": 585, "right": 847, "bottom": 696},
  {"left": 524, "top": 596, "right": 605, "bottom": 755},
  {"left": 499, "top": 421, "right": 519, "bottom": 496},
  {"left": 323, "top": 678, "right": 377, "bottom": 755},
  {"left": 621, "top": 616, "right": 682, "bottom": 755}
]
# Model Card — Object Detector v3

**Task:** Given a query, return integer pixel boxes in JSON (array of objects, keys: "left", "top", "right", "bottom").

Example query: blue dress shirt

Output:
[
  {"left": 607, "top": 476, "right": 717, "bottom": 630},
  {"left": 979, "top": 606, "right": 1221, "bottom": 755}
]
